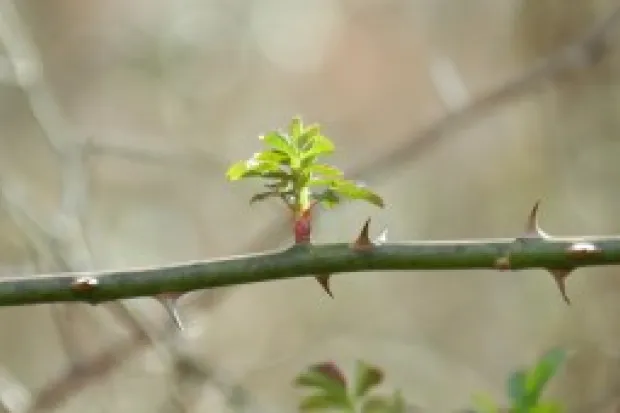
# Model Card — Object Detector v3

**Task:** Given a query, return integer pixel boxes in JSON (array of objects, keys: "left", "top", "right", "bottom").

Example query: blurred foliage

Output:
[{"left": 295, "top": 348, "right": 566, "bottom": 413}]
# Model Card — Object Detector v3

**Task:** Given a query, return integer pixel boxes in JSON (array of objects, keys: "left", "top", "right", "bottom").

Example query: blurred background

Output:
[{"left": 0, "top": 0, "right": 619, "bottom": 412}]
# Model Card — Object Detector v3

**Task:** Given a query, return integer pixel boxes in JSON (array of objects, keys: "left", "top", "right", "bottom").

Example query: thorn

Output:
[
  {"left": 547, "top": 268, "right": 572, "bottom": 305},
  {"left": 374, "top": 227, "right": 388, "bottom": 245},
  {"left": 524, "top": 200, "right": 549, "bottom": 238},
  {"left": 156, "top": 294, "right": 185, "bottom": 330},
  {"left": 315, "top": 274, "right": 333, "bottom": 298},
  {"left": 353, "top": 218, "right": 373, "bottom": 251}
]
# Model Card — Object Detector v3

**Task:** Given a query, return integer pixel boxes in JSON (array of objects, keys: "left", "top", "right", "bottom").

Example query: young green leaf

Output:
[
  {"left": 302, "top": 134, "right": 335, "bottom": 160},
  {"left": 295, "top": 363, "right": 348, "bottom": 394},
  {"left": 524, "top": 348, "right": 566, "bottom": 404},
  {"left": 289, "top": 116, "right": 303, "bottom": 141},
  {"left": 306, "top": 164, "right": 343, "bottom": 178},
  {"left": 255, "top": 148, "right": 290, "bottom": 164},
  {"left": 260, "top": 132, "right": 296, "bottom": 159},
  {"left": 312, "top": 189, "right": 341, "bottom": 209},
  {"left": 354, "top": 361, "right": 384, "bottom": 398},
  {"left": 298, "top": 124, "right": 321, "bottom": 151},
  {"left": 331, "top": 180, "right": 385, "bottom": 208},
  {"left": 226, "top": 160, "right": 251, "bottom": 181}
]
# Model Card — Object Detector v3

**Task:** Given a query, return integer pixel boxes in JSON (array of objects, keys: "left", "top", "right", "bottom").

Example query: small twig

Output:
[
  {"left": 27, "top": 327, "right": 153, "bottom": 413},
  {"left": 86, "top": 140, "right": 230, "bottom": 172},
  {"left": 348, "top": 2, "right": 620, "bottom": 183}
]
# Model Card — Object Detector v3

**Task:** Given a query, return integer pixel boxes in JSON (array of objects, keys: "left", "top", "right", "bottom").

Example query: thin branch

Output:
[
  {"left": 347, "top": 2, "right": 620, "bottom": 183},
  {"left": 86, "top": 140, "right": 230, "bottom": 172},
  {"left": 0, "top": 227, "right": 617, "bottom": 306},
  {"left": 27, "top": 326, "right": 153, "bottom": 413}
]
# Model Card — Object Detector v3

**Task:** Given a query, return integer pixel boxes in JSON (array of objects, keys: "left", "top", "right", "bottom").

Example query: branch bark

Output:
[{"left": 0, "top": 228, "right": 618, "bottom": 307}]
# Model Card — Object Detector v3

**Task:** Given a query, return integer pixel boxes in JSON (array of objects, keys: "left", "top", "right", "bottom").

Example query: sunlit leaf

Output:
[
  {"left": 255, "top": 149, "right": 290, "bottom": 164},
  {"left": 302, "top": 134, "right": 335, "bottom": 160},
  {"left": 298, "top": 124, "right": 321, "bottom": 151},
  {"left": 312, "top": 189, "right": 341, "bottom": 209},
  {"left": 289, "top": 116, "right": 303, "bottom": 141},
  {"left": 354, "top": 361, "right": 384, "bottom": 397},
  {"left": 226, "top": 160, "right": 250, "bottom": 181},
  {"left": 307, "top": 164, "right": 343, "bottom": 178},
  {"left": 308, "top": 178, "right": 336, "bottom": 188},
  {"left": 331, "top": 180, "right": 385, "bottom": 208},
  {"left": 260, "top": 132, "right": 296, "bottom": 158},
  {"left": 525, "top": 348, "right": 566, "bottom": 403},
  {"left": 295, "top": 362, "right": 347, "bottom": 394}
]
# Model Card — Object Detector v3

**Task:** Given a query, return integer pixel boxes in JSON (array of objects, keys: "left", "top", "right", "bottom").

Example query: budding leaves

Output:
[
  {"left": 226, "top": 116, "right": 385, "bottom": 298},
  {"left": 354, "top": 360, "right": 383, "bottom": 398},
  {"left": 295, "top": 362, "right": 350, "bottom": 412},
  {"left": 225, "top": 116, "right": 384, "bottom": 212},
  {"left": 295, "top": 361, "right": 404, "bottom": 413},
  {"left": 156, "top": 294, "right": 185, "bottom": 331}
]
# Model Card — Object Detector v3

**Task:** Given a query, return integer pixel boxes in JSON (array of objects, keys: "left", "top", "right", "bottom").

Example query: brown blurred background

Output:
[{"left": 0, "top": 0, "right": 620, "bottom": 412}]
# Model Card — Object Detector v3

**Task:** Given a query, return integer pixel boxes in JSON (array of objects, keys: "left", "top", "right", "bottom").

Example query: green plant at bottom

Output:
[
  {"left": 294, "top": 360, "right": 404, "bottom": 413},
  {"left": 295, "top": 348, "right": 567, "bottom": 413}
]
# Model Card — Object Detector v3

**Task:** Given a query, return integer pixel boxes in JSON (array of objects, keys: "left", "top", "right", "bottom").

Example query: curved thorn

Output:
[
  {"left": 548, "top": 269, "right": 572, "bottom": 305},
  {"left": 315, "top": 274, "right": 334, "bottom": 298},
  {"left": 525, "top": 199, "right": 549, "bottom": 238},
  {"left": 157, "top": 295, "right": 185, "bottom": 330},
  {"left": 374, "top": 227, "right": 388, "bottom": 245},
  {"left": 353, "top": 218, "right": 373, "bottom": 250}
]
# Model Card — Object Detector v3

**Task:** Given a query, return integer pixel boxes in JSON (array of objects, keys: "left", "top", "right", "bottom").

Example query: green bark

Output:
[{"left": 0, "top": 234, "right": 618, "bottom": 306}]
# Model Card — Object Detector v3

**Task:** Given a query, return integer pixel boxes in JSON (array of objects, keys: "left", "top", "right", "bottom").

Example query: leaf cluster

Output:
[
  {"left": 226, "top": 117, "right": 384, "bottom": 211},
  {"left": 473, "top": 348, "right": 566, "bottom": 413},
  {"left": 293, "top": 349, "right": 566, "bottom": 413},
  {"left": 294, "top": 361, "right": 403, "bottom": 413}
]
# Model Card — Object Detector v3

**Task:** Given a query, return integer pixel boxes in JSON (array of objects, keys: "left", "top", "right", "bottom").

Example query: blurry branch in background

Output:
[
  {"left": 238, "top": 2, "right": 620, "bottom": 255},
  {"left": 0, "top": 3, "right": 256, "bottom": 412},
  {"left": 349, "top": 2, "right": 620, "bottom": 183},
  {"left": 0, "top": 0, "right": 180, "bottom": 410},
  {"left": 86, "top": 139, "right": 231, "bottom": 172},
  {"left": 27, "top": 325, "right": 154, "bottom": 413}
]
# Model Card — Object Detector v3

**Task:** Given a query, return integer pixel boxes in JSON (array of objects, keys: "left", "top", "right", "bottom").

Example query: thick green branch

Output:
[{"left": 0, "top": 235, "right": 619, "bottom": 307}]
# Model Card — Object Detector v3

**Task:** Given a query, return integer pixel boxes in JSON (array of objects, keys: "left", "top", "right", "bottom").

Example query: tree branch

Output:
[{"left": 0, "top": 220, "right": 617, "bottom": 306}]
